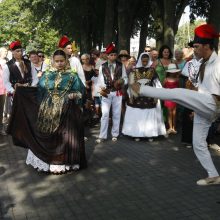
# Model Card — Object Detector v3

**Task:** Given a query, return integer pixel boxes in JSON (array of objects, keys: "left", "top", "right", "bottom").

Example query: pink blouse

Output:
[{"left": 0, "top": 61, "right": 6, "bottom": 95}]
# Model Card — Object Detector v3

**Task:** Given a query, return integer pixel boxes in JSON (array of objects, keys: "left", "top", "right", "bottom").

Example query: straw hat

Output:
[
  {"left": 166, "top": 64, "right": 180, "bottom": 73},
  {"left": 118, "top": 50, "right": 130, "bottom": 58}
]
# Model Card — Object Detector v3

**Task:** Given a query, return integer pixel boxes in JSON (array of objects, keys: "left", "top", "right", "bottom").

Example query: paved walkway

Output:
[{"left": 0, "top": 125, "right": 220, "bottom": 220}]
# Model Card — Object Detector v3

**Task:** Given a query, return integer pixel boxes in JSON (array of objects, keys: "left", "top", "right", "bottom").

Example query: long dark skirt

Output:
[
  {"left": 181, "top": 108, "right": 193, "bottom": 144},
  {"left": 7, "top": 87, "right": 87, "bottom": 169}
]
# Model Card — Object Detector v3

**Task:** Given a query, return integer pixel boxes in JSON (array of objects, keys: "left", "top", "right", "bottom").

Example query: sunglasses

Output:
[{"left": 38, "top": 55, "right": 44, "bottom": 58}]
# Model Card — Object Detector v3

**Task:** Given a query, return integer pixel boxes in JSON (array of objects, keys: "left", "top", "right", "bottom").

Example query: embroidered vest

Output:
[
  {"left": 7, "top": 58, "right": 32, "bottom": 88},
  {"left": 102, "top": 61, "right": 123, "bottom": 91},
  {"left": 128, "top": 67, "right": 158, "bottom": 109}
]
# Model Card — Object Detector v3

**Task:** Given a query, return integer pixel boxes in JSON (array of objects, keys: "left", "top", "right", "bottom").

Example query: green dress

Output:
[
  {"left": 155, "top": 59, "right": 168, "bottom": 84},
  {"left": 155, "top": 59, "right": 169, "bottom": 123}
]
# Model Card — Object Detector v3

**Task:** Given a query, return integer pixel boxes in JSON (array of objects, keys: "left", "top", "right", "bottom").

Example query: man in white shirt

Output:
[
  {"left": 3, "top": 40, "right": 38, "bottom": 95},
  {"left": 131, "top": 24, "right": 220, "bottom": 186},
  {"left": 29, "top": 50, "right": 48, "bottom": 78},
  {"left": 95, "top": 43, "right": 128, "bottom": 143},
  {"left": 58, "top": 36, "right": 85, "bottom": 86}
]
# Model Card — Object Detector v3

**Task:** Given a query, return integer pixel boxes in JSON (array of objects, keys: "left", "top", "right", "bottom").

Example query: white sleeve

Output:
[
  {"left": 42, "top": 62, "right": 48, "bottom": 72},
  {"left": 154, "top": 78, "right": 162, "bottom": 88},
  {"left": 31, "top": 65, "right": 39, "bottom": 86},
  {"left": 69, "top": 57, "right": 86, "bottom": 86},
  {"left": 181, "top": 62, "right": 189, "bottom": 77},
  {"left": 128, "top": 72, "right": 134, "bottom": 98},
  {"left": 96, "top": 66, "right": 105, "bottom": 89},
  {"left": 122, "top": 64, "right": 128, "bottom": 84},
  {"left": 2, "top": 64, "right": 14, "bottom": 93}
]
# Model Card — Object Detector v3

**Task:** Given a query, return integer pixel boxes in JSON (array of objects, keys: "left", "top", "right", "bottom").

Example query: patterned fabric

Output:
[
  {"left": 102, "top": 61, "right": 123, "bottom": 91},
  {"left": 127, "top": 67, "right": 158, "bottom": 109},
  {"left": 7, "top": 70, "right": 87, "bottom": 168}
]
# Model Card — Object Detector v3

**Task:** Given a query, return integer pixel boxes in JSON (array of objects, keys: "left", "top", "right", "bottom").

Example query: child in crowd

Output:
[{"left": 163, "top": 64, "right": 180, "bottom": 134}]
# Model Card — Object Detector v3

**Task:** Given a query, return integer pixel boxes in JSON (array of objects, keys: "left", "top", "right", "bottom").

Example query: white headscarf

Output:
[{"left": 136, "top": 52, "right": 153, "bottom": 68}]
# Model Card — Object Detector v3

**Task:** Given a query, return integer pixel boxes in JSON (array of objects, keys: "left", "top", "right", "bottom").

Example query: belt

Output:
[{"left": 212, "top": 94, "right": 220, "bottom": 101}]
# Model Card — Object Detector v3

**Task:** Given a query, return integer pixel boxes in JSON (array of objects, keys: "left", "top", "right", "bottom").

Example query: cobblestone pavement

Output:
[{"left": 0, "top": 124, "right": 220, "bottom": 220}]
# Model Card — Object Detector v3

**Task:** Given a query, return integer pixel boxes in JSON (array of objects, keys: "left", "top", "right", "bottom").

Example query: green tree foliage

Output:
[
  {"left": 175, "top": 19, "right": 205, "bottom": 48},
  {"left": 22, "top": 0, "right": 106, "bottom": 52},
  {"left": 0, "top": 0, "right": 59, "bottom": 55},
  {"left": 0, "top": 0, "right": 217, "bottom": 55}
]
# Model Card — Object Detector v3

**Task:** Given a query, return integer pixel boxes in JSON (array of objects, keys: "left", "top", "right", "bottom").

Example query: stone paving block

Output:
[
  {"left": 1, "top": 130, "right": 220, "bottom": 220},
  {"left": 13, "top": 214, "right": 27, "bottom": 220}
]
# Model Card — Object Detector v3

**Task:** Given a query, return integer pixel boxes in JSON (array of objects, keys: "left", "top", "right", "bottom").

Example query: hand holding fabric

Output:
[
  {"left": 68, "top": 92, "right": 82, "bottom": 100},
  {"left": 114, "top": 79, "right": 124, "bottom": 90},
  {"left": 131, "top": 82, "right": 140, "bottom": 97},
  {"left": 100, "top": 87, "right": 110, "bottom": 98}
]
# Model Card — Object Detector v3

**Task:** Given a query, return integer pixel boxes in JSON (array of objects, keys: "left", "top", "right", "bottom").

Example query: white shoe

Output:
[
  {"left": 134, "top": 138, "right": 140, "bottom": 142},
  {"left": 197, "top": 176, "right": 220, "bottom": 186},
  {"left": 112, "top": 137, "right": 117, "bottom": 142},
  {"left": 186, "top": 145, "right": 192, "bottom": 149},
  {"left": 0, "top": 130, "right": 7, "bottom": 136},
  {"left": 84, "top": 137, "right": 88, "bottom": 141},
  {"left": 164, "top": 134, "right": 169, "bottom": 138},
  {"left": 95, "top": 138, "right": 104, "bottom": 144},
  {"left": 148, "top": 138, "right": 153, "bottom": 142},
  {"left": 208, "top": 144, "right": 220, "bottom": 152}
]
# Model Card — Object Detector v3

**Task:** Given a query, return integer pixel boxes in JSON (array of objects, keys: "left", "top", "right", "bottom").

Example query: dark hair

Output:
[
  {"left": 29, "top": 50, "right": 38, "bottom": 56},
  {"left": 90, "top": 49, "right": 100, "bottom": 57},
  {"left": 158, "top": 45, "right": 173, "bottom": 59},
  {"left": 141, "top": 54, "right": 149, "bottom": 59},
  {"left": 53, "top": 49, "right": 67, "bottom": 59},
  {"left": 208, "top": 43, "right": 215, "bottom": 50}
]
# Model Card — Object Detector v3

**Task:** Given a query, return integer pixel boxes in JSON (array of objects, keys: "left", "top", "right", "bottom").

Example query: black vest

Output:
[
  {"left": 7, "top": 58, "right": 32, "bottom": 88},
  {"left": 102, "top": 61, "right": 123, "bottom": 91}
]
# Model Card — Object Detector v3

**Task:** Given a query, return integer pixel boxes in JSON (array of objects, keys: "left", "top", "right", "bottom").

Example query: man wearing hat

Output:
[
  {"left": 131, "top": 24, "right": 220, "bottom": 186},
  {"left": 96, "top": 43, "right": 128, "bottom": 143},
  {"left": 3, "top": 40, "right": 38, "bottom": 95},
  {"left": 58, "top": 35, "right": 85, "bottom": 86}
]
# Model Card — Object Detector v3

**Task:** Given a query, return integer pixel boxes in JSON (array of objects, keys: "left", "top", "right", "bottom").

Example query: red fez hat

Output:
[
  {"left": 106, "top": 42, "right": 117, "bottom": 54},
  {"left": 193, "top": 24, "right": 220, "bottom": 44},
  {"left": 9, "top": 40, "right": 22, "bottom": 50},
  {"left": 58, "top": 35, "right": 71, "bottom": 48}
]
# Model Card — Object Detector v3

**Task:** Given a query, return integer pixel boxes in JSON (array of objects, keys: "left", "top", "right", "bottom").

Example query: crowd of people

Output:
[{"left": 0, "top": 23, "right": 220, "bottom": 186}]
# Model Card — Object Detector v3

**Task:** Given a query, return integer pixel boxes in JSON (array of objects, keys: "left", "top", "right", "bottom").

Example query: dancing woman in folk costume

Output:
[
  {"left": 122, "top": 52, "right": 166, "bottom": 142},
  {"left": 7, "top": 49, "right": 87, "bottom": 174},
  {"left": 131, "top": 24, "right": 220, "bottom": 186}
]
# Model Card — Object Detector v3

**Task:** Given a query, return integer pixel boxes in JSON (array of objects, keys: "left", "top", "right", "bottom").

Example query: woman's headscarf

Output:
[{"left": 136, "top": 52, "right": 153, "bottom": 68}]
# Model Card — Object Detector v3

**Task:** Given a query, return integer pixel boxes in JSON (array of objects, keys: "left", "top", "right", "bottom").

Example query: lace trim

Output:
[{"left": 26, "top": 150, "right": 79, "bottom": 172}]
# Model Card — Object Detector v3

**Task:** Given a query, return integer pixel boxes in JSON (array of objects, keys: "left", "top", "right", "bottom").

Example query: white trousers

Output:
[
  {"left": 99, "top": 92, "right": 122, "bottom": 139},
  {"left": 140, "top": 86, "right": 219, "bottom": 177}
]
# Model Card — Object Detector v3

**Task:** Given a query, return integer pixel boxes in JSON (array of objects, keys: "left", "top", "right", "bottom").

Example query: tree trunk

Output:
[
  {"left": 163, "top": 1, "right": 178, "bottom": 52},
  {"left": 138, "top": 19, "right": 149, "bottom": 57},
  {"left": 208, "top": 0, "right": 220, "bottom": 52},
  {"left": 117, "top": 0, "right": 139, "bottom": 52},
  {"left": 80, "top": 15, "right": 92, "bottom": 53},
  {"left": 79, "top": 1, "right": 93, "bottom": 53},
  {"left": 103, "top": 0, "right": 116, "bottom": 47},
  {"left": 153, "top": 0, "right": 188, "bottom": 52},
  {"left": 117, "top": 0, "right": 131, "bottom": 52}
]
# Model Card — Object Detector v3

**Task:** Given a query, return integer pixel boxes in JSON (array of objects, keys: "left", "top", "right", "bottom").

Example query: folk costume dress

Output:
[
  {"left": 122, "top": 53, "right": 166, "bottom": 138},
  {"left": 7, "top": 67, "right": 87, "bottom": 172}
]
